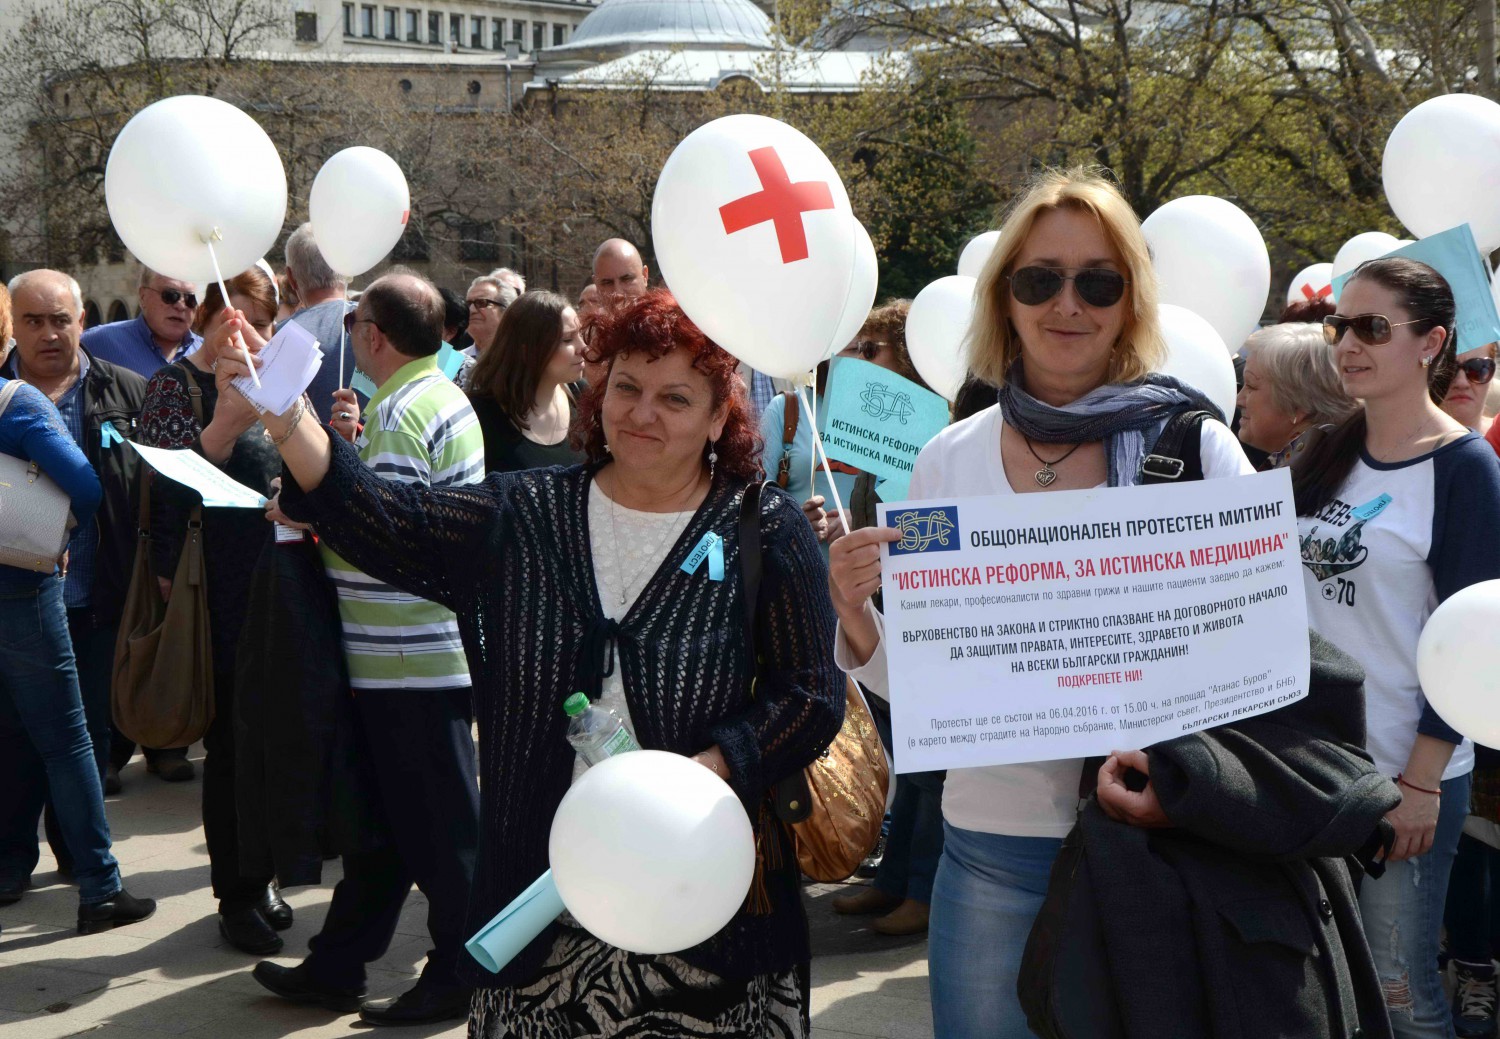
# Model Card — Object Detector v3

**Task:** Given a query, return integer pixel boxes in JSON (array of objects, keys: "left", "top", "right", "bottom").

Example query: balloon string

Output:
[
  {"left": 205, "top": 239, "right": 261, "bottom": 389},
  {"left": 797, "top": 389, "right": 848, "bottom": 533}
]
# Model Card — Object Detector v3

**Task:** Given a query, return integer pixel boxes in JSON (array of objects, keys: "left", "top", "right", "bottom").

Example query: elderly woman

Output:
[
  {"left": 830, "top": 168, "right": 1256, "bottom": 1036},
  {"left": 216, "top": 289, "right": 843, "bottom": 1037},
  {"left": 1236, "top": 322, "right": 1356, "bottom": 467}
]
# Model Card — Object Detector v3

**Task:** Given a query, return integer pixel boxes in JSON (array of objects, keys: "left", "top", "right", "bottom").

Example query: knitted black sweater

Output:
[{"left": 281, "top": 428, "right": 845, "bottom": 987}]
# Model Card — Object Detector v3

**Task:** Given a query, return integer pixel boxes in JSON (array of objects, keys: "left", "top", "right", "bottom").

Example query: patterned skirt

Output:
[{"left": 468, "top": 920, "right": 809, "bottom": 1039}]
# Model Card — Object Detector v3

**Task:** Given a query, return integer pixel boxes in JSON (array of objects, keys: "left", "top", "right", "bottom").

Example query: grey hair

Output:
[
  {"left": 8, "top": 269, "right": 83, "bottom": 317},
  {"left": 489, "top": 267, "right": 525, "bottom": 293},
  {"left": 284, "top": 222, "right": 347, "bottom": 292},
  {"left": 1242, "top": 322, "right": 1356, "bottom": 427},
  {"left": 468, "top": 274, "right": 521, "bottom": 309}
]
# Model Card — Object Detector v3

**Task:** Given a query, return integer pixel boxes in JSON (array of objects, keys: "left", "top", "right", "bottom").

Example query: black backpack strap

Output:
[
  {"left": 738, "top": 481, "right": 813, "bottom": 823},
  {"left": 1140, "top": 409, "right": 1211, "bottom": 484}
]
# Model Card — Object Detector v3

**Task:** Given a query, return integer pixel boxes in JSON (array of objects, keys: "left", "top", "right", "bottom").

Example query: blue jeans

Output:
[
  {"left": 874, "top": 772, "right": 945, "bottom": 904},
  {"left": 0, "top": 577, "right": 120, "bottom": 904},
  {"left": 929, "top": 821, "right": 1063, "bottom": 1038},
  {"left": 1361, "top": 772, "right": 1471, "bottom": 1039}
]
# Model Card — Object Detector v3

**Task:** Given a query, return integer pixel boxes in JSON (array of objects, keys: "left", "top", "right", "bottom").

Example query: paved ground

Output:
[{"left": 0, "top": 746, "right": 932, "bottom": 1039}]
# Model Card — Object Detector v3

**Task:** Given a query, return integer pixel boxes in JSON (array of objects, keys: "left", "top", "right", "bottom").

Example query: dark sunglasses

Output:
[
  {"left": 1006, "top": 266, "right": 1128, "bottom": 308},
  {"left": 148, "top": 287, "right": 197, "bottom": 309},
  {"left": 1459, "top": 357, "right": 1497, "bottom": 385},
  {"left": 467, "top": 298, "right": 503, "bottom": 312},
  {"left": 343, "top": 311, "right": 379, "bottom": 336},
  {"left": 1321, "top": 313, "right": 1424, "bottom": 347}
]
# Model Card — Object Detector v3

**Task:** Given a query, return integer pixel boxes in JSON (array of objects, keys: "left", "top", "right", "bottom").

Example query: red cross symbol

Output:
[
  {"left": 1300, "top": 283, "right": 1333, "bottom": 301},
  {"left": 718, "top": 146, "right": 835, "bottom": 264}
]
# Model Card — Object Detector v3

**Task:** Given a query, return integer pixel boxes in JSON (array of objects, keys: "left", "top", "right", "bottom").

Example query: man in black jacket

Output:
[{"left": 2, "top": 270, "right": 148, "bottom": 891}]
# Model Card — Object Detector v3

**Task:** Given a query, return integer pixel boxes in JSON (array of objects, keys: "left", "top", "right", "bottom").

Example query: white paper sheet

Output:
[
  {"left": 128, "top": 442, "right": 268, "bottom": 509},
  {"left": 233, "top": 320, "right": 322, "bottom": 416}
]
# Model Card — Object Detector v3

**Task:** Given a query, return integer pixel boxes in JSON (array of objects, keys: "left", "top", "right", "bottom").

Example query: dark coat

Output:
[{"left": 1023, "top": 632, "right": 1398, "bottom": 1039}]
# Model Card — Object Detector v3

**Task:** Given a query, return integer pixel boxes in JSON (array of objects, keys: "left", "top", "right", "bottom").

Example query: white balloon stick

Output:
[
  {"left": 205, "top": 237, "right": 262, "bottom": 390},
  {"left": 807, "top": 382, "right": 817, "bottom": 487},
  {"left": 338, "top": 289, "right": 348, "bottom": 390},
  {"left": 796, "top": 389, "right": 849, "bottom": 534}
]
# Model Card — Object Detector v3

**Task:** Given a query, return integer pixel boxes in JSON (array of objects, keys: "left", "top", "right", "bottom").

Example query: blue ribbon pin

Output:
[
  {"left": 1349, "top": 493, "right": 1393, "bottom": 522},
  {"left": 100, "top": 420, "right": 124, "bottom": 449},
  {"left": 681, "top": 531, "right": 725, "bottom": 581}
]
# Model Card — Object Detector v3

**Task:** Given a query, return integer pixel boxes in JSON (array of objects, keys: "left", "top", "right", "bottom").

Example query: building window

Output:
[
  {"left": 296, "top": 11, "right": 318, "bottom": 40},
  {"left": 383, "top": 7, "right": 397, "bottom": 38},
  {"left": 459, "top": 221, "right": 500, "bottom": 263},
  {"left": 552, "top": 23, "right": 565, "bottom": 46},
  {"left": 360, "top": 4, "right": 375, "bottom": 36},
  {"left": 470, "top": 15, "right": 482, "bottom": 48},
  {"left": 531, "top": 21, "right": 543, "bottom": 51},
  {"left": 511, "top": 18, "right": 523, "bottom": 43},
  {"left": 405, "top": 9, "right": 418, "bottom": 40},
  {"left": 491, "top": 17, "right": 503, "bottom": 49},
  {"left": 449, "top": 12, "right": 461, "bottom": 45},
  {"left": 428, "top": 11, "right": 440, "bottom": 43},
  {"left": 343, "top": 3, "right": 355, "bottom": 35}
]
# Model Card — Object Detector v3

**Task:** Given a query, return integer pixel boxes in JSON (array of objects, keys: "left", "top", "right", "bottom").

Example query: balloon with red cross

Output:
[
  {"left": 1285, "top": 263, "right": 1334, "bottom": 308},
  {"left": 652, "top": 114, "right": 866, "bottom": 380}
]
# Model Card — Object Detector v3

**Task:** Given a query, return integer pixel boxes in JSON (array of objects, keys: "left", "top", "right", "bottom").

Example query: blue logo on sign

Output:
[{"left": 887, "top": 506, "right": 960, "bottom": 556}]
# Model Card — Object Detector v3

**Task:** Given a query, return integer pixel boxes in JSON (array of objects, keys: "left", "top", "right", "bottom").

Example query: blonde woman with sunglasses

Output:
[{"left": 1296, "top": 256, "right": 1500, "bottom": 1039}]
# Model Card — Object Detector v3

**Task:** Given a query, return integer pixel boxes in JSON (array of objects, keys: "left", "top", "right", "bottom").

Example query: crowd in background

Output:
[{"left": 6, "top": 167, "right": 1500, "bottom": 1039}]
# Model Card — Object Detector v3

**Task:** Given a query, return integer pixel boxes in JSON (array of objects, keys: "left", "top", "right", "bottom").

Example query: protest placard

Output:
[
  {"left": 818, "top": 357, "right": 950, "bottom": 501},
  {"left": 877, "top": 469, "right": 1308, "bottom": 772}
]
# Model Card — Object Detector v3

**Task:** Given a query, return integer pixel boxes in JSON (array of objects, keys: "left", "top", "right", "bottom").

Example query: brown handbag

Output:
[
  {"left": 111, "top": 368, "right": 215, "bottom": 748},
  {"left": 740, "top": 481, "right": 889, "bottom": 883}
]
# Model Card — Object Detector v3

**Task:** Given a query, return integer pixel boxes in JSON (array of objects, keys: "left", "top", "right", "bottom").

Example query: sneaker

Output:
[{"left": 1453, "top": 960, "right": 1499, "bottom": 1039}]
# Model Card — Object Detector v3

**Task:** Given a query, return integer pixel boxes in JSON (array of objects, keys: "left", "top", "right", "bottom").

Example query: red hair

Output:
[{"left": 572, "top": 289, "right": 764, "bottom": 482}]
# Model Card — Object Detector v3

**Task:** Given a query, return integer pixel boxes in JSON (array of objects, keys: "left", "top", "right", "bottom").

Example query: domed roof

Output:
[{"left": 559, "top": 0, "right": 774, "bottom": 52}]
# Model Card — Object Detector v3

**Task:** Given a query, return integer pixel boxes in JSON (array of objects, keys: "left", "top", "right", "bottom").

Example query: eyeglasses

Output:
[
  {"left": 1459, "top": 357, "right": 1497, "bottom": 385},
  {"left": 467, "top": 298, "right": 503, "bottom": 312},
  {"left": 147, "top": 287, "right": 197, "bottom": 309},
  {"left": 1006, "top": 267, "right": 1128, "bottom": 308},
  {"left": 1321, "top": 313, "right": 1424, "bottom": 347},
  {"left": 848, "top": 338, "right": 891, "bottom": 361},
  {"left": 343, "top": 311, "right": 379, "bottom": 336}
]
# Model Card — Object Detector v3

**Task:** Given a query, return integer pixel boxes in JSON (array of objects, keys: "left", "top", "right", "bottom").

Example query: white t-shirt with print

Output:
[{"left": 836, "top": 404, "right": 1255, "bottom": 838}]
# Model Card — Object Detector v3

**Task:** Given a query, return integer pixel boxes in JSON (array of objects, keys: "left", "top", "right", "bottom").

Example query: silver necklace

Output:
[{"left": 602, "top": 475, "right": 698, "bottom": 607}]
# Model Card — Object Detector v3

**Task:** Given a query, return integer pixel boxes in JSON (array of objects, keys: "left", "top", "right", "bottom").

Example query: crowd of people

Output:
[{"left": 6, "top": 165, "right": 1500, "bottom": 1039}]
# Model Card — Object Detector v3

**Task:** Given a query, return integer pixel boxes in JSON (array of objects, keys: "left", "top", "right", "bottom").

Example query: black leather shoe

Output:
[
  {"left": 147, "top": 753, "right": 195, "bottom": 782},
  {"left": 358, "top": 978, "right": 471, "bottom": 1026},
  {"left": 104, "top": 764, "right": 122, "bottom": 795},
  {"left": 253, "top": 961, "right": 366, "bottom": 1013},
  {"left": 0, "top": 876, "right": 30, "bottom": 905},
  {"left": 78, "top": 888, "right": 156, "bottom": 934},
  {"left": 259, "top": 885, "right": 293, "bottom": 931},
  {"left": 219, "top": 907, "right": 283, "bottom": 954}
]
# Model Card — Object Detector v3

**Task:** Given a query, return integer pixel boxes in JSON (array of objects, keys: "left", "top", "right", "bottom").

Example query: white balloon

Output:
[
  {"left": 1142, "top": 195, "right": 1271, "bottom": 350},
  {"left": 906, "top": 275, "right": 977, "bottom": 401},
  {"left": 1416, "top": 580, "right": 1500, "bottom": 746},
  {"left": 105, "top": 96, "right": 287, "bottom": 285},
  {"left": 549, "top": 751, "right": 755, "bottom": 955},
  {"left": 957, "top": 231, "right": 1000, "bottom": 279},
  {"left": 1332, "top": 232, "right": 1401, "bottom": 280},
  {"left": 1154, "top": 304, "right": 1237, "bottom": 422},
  {"left": 1384, "top": 94, "right": 1500, "bottom": 251},
  {"left": 1285, "top": 262, "right": 1335, "bottom": 308},
  {"left": 652, "top": 115, "right": 858, "bottom": 380},
  {"left": 822, "top": 218, "right": 879, "bottom": 362},
  {"left": 309, "top": 147, "right": 411, "bottom": 277}
]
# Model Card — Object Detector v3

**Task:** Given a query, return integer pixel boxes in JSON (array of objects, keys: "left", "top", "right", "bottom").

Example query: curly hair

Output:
[{"left": 572, "top": 289, "right": 763, "bottom": 482}]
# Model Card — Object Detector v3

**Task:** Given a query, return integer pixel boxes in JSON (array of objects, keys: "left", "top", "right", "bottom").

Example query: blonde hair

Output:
[{"left": 966, "top": 167, "right": 1163, "bottom": 388}]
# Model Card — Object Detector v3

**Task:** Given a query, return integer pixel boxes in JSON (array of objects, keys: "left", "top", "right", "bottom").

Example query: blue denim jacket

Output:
[{"left": 0, "top": 375, "right": 102, "bottom": 592}]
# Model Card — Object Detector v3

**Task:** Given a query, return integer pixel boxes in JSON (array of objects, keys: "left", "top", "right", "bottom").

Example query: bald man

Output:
[
  {"left": 592, "top": 238, "right": 650, "bottom": 304},
  {"left": 253, "top": 269, "right": 483, "bottom": 1026}
]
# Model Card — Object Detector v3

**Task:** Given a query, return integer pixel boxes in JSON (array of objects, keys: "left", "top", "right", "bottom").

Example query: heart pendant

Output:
[{"left": 1035, "top": 467, "right": 1057, "bottom": 487}]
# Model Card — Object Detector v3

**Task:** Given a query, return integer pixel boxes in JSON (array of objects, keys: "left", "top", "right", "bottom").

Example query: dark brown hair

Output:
[
  {"left": 572, "top": 289, "right": 763, "bottom": 482},
  {"left": 467, "top": 291, "right": 573, "bottom": 430},
  {"left": 1292, "top": 256, "right": 1457, "bottom": 517},
  {"left": 194, "top": 267, "right": 277, "bottom": 333}
]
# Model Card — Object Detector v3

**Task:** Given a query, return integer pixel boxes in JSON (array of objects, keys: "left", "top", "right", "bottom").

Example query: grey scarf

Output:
[{"left": 997, "top": 363, "right": 1222, "bottom": 487}]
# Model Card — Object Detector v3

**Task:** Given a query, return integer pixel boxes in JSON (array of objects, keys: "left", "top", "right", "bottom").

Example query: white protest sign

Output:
[
  {"left": 128, "top": 441, "right": 268, "bottom": 509},
  {"left": 878, "top": 469, "right": 1308, "bottom": 772}
]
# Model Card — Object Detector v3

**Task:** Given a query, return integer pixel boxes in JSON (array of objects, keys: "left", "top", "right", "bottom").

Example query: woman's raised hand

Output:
[{"left": 211, "top": 313, "right": 267, "bottom": 405}]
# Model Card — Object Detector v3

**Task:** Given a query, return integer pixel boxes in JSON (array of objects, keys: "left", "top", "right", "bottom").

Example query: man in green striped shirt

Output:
[{"left": 254, "top": 271, "right": 483, "bottom": 1025}]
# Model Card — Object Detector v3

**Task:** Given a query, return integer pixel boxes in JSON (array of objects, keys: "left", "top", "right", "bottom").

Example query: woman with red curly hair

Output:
[{"left": 219, "top": 288, "right": 844, "bottom": 1037}]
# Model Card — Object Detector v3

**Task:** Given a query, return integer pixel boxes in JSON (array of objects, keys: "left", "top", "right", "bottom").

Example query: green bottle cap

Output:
[{"left": 563, "top": 692, "right": 589, "bottom": 717}]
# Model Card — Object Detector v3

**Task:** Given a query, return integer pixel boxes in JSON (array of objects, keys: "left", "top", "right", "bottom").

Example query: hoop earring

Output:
[{"left": 707, "top": 438, "right": 718, "bottom": 480}]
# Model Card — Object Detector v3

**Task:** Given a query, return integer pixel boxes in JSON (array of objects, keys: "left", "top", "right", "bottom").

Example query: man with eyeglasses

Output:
[{"left": 81, "top": 267, "right": 203, "bottom": 379}]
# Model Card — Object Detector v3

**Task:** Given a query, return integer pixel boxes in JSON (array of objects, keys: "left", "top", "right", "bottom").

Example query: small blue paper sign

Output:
[{"left": 818, "top": 358, "right": 949, "bottom": 502}]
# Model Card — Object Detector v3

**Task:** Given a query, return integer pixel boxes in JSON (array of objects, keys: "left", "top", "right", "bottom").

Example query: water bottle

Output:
[{"left": 564, "top": 692, "right": 640, "bottom": 766}]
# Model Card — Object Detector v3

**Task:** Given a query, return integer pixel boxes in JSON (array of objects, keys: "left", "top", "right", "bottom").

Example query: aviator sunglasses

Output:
[
  {"left": 147, "top": 287, "right": 197, "bottom": 309},
  {"left": 1006, "top": 267, "right": 1129, "bottom": 308},
  {"left": 1321, "top": 313, "right": 1424, "bottom": 347}
]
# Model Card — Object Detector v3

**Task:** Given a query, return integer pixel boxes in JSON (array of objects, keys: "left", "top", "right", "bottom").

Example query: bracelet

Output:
[
  {"left": 1396, "top": 773, "right": 1441, "bottom": 796},
  {"left": 270, "top": 399, "right": 306, "bottom": 447}
]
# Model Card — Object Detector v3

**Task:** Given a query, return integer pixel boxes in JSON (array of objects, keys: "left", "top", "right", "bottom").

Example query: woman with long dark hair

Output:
[
  {"left": 466, "top": 291, "right": 585, "bottom": 473},
  {"left": 1294, "top": 256, "right": 1500, "bottom": 1038}
]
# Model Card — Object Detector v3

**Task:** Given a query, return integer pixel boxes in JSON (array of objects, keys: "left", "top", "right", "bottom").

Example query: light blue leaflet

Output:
[
  {"left": 818, "top": 357, "right": 949, "bottom": 503},
  {"left": 127, "top": 442, "right": 267, "bottom": 508},
  {"left": 466, "top": 869, "right": 566, "bottom": 974}
]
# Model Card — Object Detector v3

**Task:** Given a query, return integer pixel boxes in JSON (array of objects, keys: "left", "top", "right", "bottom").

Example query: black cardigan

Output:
[{"left": 281, "top": 429, "right": 845, "bottom": 987}]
